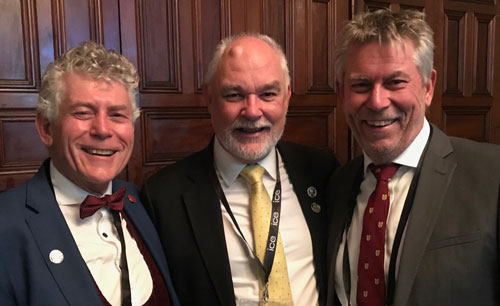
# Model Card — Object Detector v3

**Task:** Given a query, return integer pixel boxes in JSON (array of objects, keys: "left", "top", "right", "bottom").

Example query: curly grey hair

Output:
[
  {"left": 335, "top": 9, "right": 435, "bottom": 85},
  {"left": 37, "top": 41, "right": 140, "bottom": 122},
  {"left": 204, "top": 33, "right": 290, "bottom": 89}
]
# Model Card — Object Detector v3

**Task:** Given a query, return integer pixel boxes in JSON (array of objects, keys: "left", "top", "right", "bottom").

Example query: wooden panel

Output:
[
  {"left": 137, "top": 0, "right": 181, "bottom": 92},
  {"left": 262, "top": 0, "right": 292, "bottom": 89},
  {"left": 453, "top": 0, "right": 495, "bottom": 4},
  {"left": 0, "top": 0, "right": 39, "bottom": 91},
  {"left": 142, "top": 108, "right": 213, "bottom": 164},
  {"left": 0, "top": 112, "right": 47, "bottom": 170},
  {"left": 443, "top": 10, "right": 466, "bottom": 96},
  {"left": 263, "top": 0, "right": 287, "bottom": 49},
  {"left": 193, "top": 0, "right": 224, "bottom": 92},
  {"left": 230, "top": 0, "right": 262, "bottom": 34},
  {"left": 443, "top": 107, "right": 490, "bottom": 142},
  {"left": 53, "top": 0, "right": 118, "bottom": 54},
  {"left": 101, "top": 0, "right": 121, "bottom": 51},
  {"left": 472, "top": 13, "right": 494, "bottom": 96},
  {"left": 282, "top": 106, "right": 335, "bottom": 149},
  {"left": 307, "top": 0, "right": 334, "bottom": 93},
  {"left": 363, "top": 1, "right": 390, "bottom": 11}
]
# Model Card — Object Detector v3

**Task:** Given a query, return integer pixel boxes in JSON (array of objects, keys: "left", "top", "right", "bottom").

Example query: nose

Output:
[
  {"left": 90, "top": 113, "right": 112, "bottom": 139},
  {"left": 367, "top": 84, "right": 390, "bottom": 111},
  {"left": 241, "top": 94, "right": 263, "bottom": 120}
]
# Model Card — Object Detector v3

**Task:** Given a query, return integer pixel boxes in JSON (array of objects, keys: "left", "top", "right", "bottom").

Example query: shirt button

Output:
[{"left": 102, "top": 232, "right": 108, "bottom": 238}]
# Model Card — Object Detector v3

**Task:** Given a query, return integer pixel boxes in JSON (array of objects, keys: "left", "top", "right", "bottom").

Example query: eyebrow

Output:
[
  {"left": 348, "top": 71, "right": 410, "bottom": 82},
  {"left": 220, "top": 81, "right": 282, "bottom": 94},
  {"left": 70, "top": 102, "right": 129, "bottom": 112}
]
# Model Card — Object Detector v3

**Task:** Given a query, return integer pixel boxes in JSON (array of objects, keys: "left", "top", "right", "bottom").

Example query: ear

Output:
[
  {"left": 284, "top": 84, "right": 291, "bottom": 109},
  {"left": 424, "top": 69, "right": 437, "bottom": 107},
  {"left": 35, "top": 114, "right": 54, "bottom": 147}
]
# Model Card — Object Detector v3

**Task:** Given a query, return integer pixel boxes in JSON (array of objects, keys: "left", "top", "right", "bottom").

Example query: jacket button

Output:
[{"left": 311, "top": 202, "right": 321, "bottom": 213}]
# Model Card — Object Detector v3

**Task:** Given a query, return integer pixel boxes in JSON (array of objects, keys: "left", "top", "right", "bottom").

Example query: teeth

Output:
[
  {"left": 238, "top": 127, "right": 266, "bottom": 133},
  {"left": 367, "top": 120, "right": 394, "bottom": 127},
  {"left": 84, "top": 148, "right": 115, "bottom": 156}
]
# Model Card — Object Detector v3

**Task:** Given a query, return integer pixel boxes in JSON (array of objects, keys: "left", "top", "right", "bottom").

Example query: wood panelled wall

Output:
[{"left": 0, "top": 0, "right": 499, "bottom": 191}]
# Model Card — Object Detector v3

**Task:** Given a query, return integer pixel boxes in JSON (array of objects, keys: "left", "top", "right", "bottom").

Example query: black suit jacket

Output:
[
  {"left": 326, "top": 125, "right": 500, "bottom": 306},
  {"left": 141, "top": 141, "right": 339, "bottom": 306}
]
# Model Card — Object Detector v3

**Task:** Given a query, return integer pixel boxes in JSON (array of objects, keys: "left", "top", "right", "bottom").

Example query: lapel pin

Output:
[
  {"left": 127, "top": 195, "right": 136, "bottom": 203},
  {"left": 311, "top": 202, "right": 321, "bottom": 213},
  {"left": 307, "top": 186, "right": 317, "bottom": 198},
  {"left": 49, "top": 249, "right": 64, "bottom": 264}
]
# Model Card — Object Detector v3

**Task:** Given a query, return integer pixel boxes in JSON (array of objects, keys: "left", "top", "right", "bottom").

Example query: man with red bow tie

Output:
[{"left": 0, "top": 41, "right": 179, "bottom": 306}]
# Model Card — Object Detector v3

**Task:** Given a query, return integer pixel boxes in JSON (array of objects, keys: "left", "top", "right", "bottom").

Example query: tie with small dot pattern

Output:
[
  {"left": 357, "top": 164, "right": 399, "bottom": 306},
  {"left": 240, "top": 164, "right": 293, "bottom": 305}
]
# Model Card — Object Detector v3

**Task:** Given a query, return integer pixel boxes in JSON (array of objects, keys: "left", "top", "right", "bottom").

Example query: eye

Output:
[
  {"left": 259, "top": 91, "right": 278, "bottom": 101},
  {"left": 72, "top": 110, "right": 93, "bottom": 120},
  {"left": 223, "top": 93, "right": 244, "bottom": 102},
  {"left": 350, "top": 82, "right": 372, "bottom": 93},
  {"left": 110, "top": 111, "right": 130, "bottom": 122},
  {"left": 385, "top": 79, "right": 408, "bottom": 90}
]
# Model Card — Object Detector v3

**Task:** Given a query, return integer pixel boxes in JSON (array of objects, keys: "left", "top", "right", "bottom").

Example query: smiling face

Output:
[
  {"left": 36, "top": 72, "right": 134, "bottom": 194},
  {"left": 206, "top": 37, "right": 290, "bottom": 164},
  {"left": 339, "top": 40, "right": 436, "bottom": 164}
]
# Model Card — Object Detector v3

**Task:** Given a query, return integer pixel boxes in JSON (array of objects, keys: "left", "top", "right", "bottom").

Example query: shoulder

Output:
[
  {"left": 449, "top": 136, "right": 500, "bottom": 163},
  {"left": 0, "top": 183, "right": 29, "bottom": 216},
  {"left": 143, "top": 146, "right": 210, "bottom": 191},
  {"left": 278, "top": 141, "right": 340, "bottom": 172}
]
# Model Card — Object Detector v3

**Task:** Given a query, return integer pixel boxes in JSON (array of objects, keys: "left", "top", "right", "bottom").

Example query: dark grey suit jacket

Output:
[
  {"left": 141, "top": 141, "right": 339, "bottom": 306},
  {"left": 326, "top": 124, "right": 500, "bottom": 306},
  {"left": 0, "top": 159, "right": 180, "bottom": 306}
]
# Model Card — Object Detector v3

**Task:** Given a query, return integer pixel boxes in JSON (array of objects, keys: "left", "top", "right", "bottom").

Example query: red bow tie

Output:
[{"left": 80, "top": 187, "right": 127, "bottom": 219}]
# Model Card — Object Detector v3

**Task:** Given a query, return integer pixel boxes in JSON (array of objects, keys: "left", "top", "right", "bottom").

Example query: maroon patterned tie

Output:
[{"left": 357, "top": 164, "right": 399, "bottom": 306}]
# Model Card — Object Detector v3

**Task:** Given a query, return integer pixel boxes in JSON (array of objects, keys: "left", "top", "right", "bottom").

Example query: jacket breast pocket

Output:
[{"left": 426, "top": 231, "right": 481, "bottom": 251}]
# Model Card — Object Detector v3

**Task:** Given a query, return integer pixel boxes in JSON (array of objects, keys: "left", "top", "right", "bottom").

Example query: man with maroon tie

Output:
[
  {"left": 326, "top": 9, "right": 500, "bottom": 306},
  {"left": 0, "top": 41, "right": 179, "bottom": 306}
]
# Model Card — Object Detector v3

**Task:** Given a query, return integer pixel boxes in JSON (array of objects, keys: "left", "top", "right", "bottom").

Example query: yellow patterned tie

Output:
[{"left": 240, "top": 165, "right": 293, "bottom": 305}]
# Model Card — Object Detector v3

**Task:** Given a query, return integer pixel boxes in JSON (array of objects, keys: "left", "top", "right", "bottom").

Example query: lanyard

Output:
[{"left": 209, "top": 149, "right": 281, "bottom": 302}]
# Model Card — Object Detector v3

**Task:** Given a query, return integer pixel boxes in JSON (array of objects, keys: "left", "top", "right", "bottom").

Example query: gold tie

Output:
[{"left": 240, "top": 165, "right": 293, "bottom": 305}]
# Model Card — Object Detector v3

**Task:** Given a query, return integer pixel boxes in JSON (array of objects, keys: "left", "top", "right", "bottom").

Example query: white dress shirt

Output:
[
  {"left": 50, "top": 162, "right": 153, "bottom": 306},
  {"left": 334, "top": 119, "right": 431, "bottom": 306},
  {"left": 214, "top": 138, "right": 319, "bottom": 306}
]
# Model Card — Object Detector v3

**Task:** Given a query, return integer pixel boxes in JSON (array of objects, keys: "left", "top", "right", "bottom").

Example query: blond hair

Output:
[{"left": 335, "top": 9, "right": 434, "bottom": 85}]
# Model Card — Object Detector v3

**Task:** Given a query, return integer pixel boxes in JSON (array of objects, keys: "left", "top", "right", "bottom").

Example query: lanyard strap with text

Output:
[{"left": 209, "top": 149, "right": 281, "bottom": 301}]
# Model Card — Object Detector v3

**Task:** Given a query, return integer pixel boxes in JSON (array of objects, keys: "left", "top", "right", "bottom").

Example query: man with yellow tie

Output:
[{"left": 141, "top": 33, "right": 339, "bottom": 305}]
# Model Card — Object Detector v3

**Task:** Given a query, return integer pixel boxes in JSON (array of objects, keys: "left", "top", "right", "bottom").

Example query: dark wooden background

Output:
[{"left": 1, "top": 0, "right": 499, "bottom": 191}]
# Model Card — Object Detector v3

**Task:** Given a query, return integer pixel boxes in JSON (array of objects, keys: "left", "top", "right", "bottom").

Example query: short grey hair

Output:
[
  {"left": 37, "top": 41, "right": 140, "bottom": 122},
  {"left": 204, "top": 33, "right": 290, "bottom": 89},
  {"left": 335, "top": 9, "right": 435, "bottom": 85}
]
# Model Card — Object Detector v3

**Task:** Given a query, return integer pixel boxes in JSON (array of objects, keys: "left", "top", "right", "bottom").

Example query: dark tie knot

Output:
[
  {"left": 369, "top": 163, "right": 400, "bottom": 181},
  {"left": 80, "top": 186, "right": 127, "bottom": 219}
]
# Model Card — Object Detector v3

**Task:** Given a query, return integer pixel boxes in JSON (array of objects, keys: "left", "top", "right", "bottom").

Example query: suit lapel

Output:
[
  {"left": 393, "top": 126, "right": 457, "bottom": 305},
  {"left": 120, "top": 181, "right": 181, "bottom": 305},
  {"left": 326, "top": 157, "right": 364, "bottom": 306},
  {"left": 182, "top": 146, "right": 236, "bottom": 305},
  {"left": 25, "top": 161, "right": 101, "bottom": 305}
]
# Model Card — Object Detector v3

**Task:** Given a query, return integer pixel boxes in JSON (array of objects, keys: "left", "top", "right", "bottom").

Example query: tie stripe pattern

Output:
[
  {"left": 357, "top": 164, "right": 399, "bottom": 306},
  {"left": 240, "top": 164, "right": 293, "bottom": 305}
]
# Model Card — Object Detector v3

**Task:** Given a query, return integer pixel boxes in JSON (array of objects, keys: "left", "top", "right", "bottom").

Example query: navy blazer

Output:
[
  {"left": 0, "top": 159, "right": 180, "bottom": 306},
  {"left": 141, "top": 141, "right": 340, "bottom": 306}
]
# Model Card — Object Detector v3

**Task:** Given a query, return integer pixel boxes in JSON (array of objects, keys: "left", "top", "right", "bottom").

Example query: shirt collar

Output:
[
  {"left": 213, "top": 137, "right": 277, "bottom": 187},
  {"left": 50, "top": 161, "right": 113, "bottom": 206},
  {"left": 363, "top": 118, "right": 431, "bottom": 172}
]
